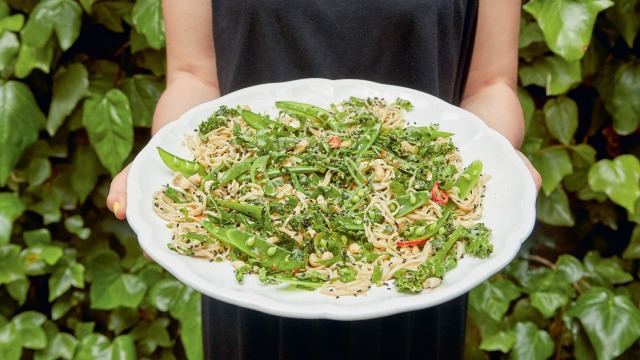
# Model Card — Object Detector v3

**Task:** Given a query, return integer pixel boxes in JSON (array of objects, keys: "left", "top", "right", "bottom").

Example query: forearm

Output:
[
  {"left": 151, "top": 74, "right": 220, "bottom": 135},
  {"left": 460, "top": 0, "right": 523, "bottom": 148},
  {"left": 152, "top": 0, "right": 219, "bottom": 135},
  {"left": 460, "top": 81, "right": 525, "bottom": 149}
]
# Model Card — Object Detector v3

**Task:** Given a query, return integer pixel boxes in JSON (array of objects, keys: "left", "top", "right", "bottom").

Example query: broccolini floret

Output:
[
  {"left": 461, "top": 223, "right": 493, "bottom": 258},
  {"left": 198, "top": 105, "right": 240, "bottom": 138}
]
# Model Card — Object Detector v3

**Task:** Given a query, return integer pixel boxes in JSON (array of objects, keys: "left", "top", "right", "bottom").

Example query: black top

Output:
[
  {"left": 205, "top": 1, "right": 479, "bottom": 359},
  {"left": 213, "top": 0, "right": 477, "bottom": 105}
]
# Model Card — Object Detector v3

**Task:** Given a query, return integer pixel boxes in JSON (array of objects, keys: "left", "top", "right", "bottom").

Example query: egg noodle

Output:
[{"left": 152, "top": 97, "right": 493, "bottom": 296}]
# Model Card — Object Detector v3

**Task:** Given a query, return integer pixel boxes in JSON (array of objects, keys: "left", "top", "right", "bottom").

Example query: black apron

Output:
[{"left": 205, "top": 1, "right": 478, "bottom": 358}]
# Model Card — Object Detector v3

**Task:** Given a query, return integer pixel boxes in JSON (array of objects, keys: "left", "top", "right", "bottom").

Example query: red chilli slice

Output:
[
  {"left": 431, "top": 182, "right": 449, "bottom": 205},
  {"left": 396, "top": 238, "right": 430, "bottom": 247}
]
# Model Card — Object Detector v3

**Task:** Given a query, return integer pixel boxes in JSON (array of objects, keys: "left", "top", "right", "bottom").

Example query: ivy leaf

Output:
[
  {"left": 149, "top": 278, "right": 182, "bottom": 311},
  {"left": 530, "top": 291, "right": 569, "bottom": 318},
  {"left": 605, "top": 61, "right": 640, "bottom": 135},
  {"left": 0, "top": 192, "right": 25, "bottom": 245},
  {"left": 85, "top": 250, "right": 147, "bottom": 310},
  {"left": 570, "top": 144, "right": 597, "bottom": 169},
  {"left": 511, "top": 299, "right": 548, "bottom": 332},
  {"left": 21, "top": 0, "right": 82, "bottom": 51},
  {"left": 64, "top": 215, "right": 91, "bottom": 240},
  {"left": 82, "top": 89, "right": 133, "bottom": 177},
  {"left": 523, "top": 0, "right": 614, "bottom": 61},
  {"left": 92, "top": 0, "right": 133, "bottom": 33},
  {"left": 588, "top": 154, "right": 640, "bottom": 214},
  {"left": 519, "top": 55, "right": 582, "bottom": 95},
  {"left": 606, "top": 0, "right": 640, "bottom": 48},
  {"left": 13, "top": 39, "right": 55, "bottom": 79},
  {"left": 622, "top": 225, "right": 640, "bottom": 259},
  {"left": 47, "top": 63, "right": 90, "bottom": 136},
  {"left": 543, "top": 96, "right": 578, "bottom": 145},
  {"left": 23, "top": 228, "right": 52, "bottom": 247},
  {"left": 583, "top": 251, "right": 633, "bottom": 286},
  {"left": 109, "top": 335, "right": 136, "bottom": 359},
  {"left": 469, "top": 279, "right": 521, "bottom": 322},
  {"left": 555, "top": 254, "right": 585, "bottom": 283},
  {"left": 511, "top": 322, "right": 554, "bottom": 360},
  {"left": 23, "top": 245, "right": 64, "bottom": 276},
  {"left": 75, "top": 334, "right": 136, "bottom": 359},
  {"left": 479, "top": 330, "right": 516, "bottom": 354},
  {"left": 120, "top": 75, "right": 163, "bottom": 128},
  {"left": 0, "top": 14, "right": 24, "bottom": 33},
  {"left": 133, "top": 48, "right": 167, "bottom": 76},
  {"left": 131, "top": 0, "right": 165, "bottom": 49},
  {"left": 0, "top": 80, "right": 46, "bottom": 186},
  {"left": 518, "top": 87, "right": 535, "bottom": 131},
  {"left": 567, "top": 287, "right": 640, "bottom": 359},
  {"left": 108, "top": 308, "right": 139, "bottom": 335},
  {"left": 51, "top": 291, "right": 85, "bottom": 321},
  {"left": 23, "top": 157, "right": 51, "bottom": 190},
  {"left": 35, "top": 332, "right": 78, "bottom": 360},
  {"left": 519, "top": 16, "right": 545, "bottom": 49},
  {"left": 0, "top": 244, "right": 25, "bottom": 285},
  {"left": 6, "top": 278, "right": 28, "bottom": 305},
  {"left": 49, "top": 260, "right": 85, "bottom": 302},
  {"left": 149, "top": 278, "right": 202, "bottom": 359},
  {"left": 12, "top": 311, "right": 47, "bottom": 350},
  {"left": 531, "top": 147, "right": 573, "bottom": 195},
  {"left": 536, "top": 187, "right": 575, "bottom": 226},
  {"left": 129, "top": 318, "right": 172, "bottom": 354},
  {"left": 71, "top": 143, "right": 105, "bottom": 203},
  {"left": 78, "top": 0, "right": 95, "bottom": 13},
  {"left": 0, "top": 323, "right": 21, "bottom": 360},
  {"left": 0, "top": 31, "right": 19, "bottom": 78}
]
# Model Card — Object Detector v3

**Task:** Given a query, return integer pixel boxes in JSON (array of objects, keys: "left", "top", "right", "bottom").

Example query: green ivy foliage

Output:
[
  {"left": 1, "top": 1, "right": 640, "bottom": 359},
  {"left": 467, "top": 0, "right": 640, "bottom": 359},
  {"left": 0, "top": 0, "right": 199, "bottom": 359}
]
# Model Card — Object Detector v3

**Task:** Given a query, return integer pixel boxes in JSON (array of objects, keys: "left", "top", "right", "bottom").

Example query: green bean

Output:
[
  {"left": 157, "top": 147, "right": 207, "bottom": 177},
  {"left": 344, "top": 157, "right": 365, "bottom": 186},
  {"left": 236, "top": 165, "right": 321, "bottom": 183},
  {"left": 432, "top": 226, "right": 464, "bottom": 262}
]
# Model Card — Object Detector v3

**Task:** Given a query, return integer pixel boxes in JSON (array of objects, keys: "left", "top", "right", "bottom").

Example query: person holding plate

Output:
[{"left": 108, "top": 1, "right": 541, "bottom": 359}]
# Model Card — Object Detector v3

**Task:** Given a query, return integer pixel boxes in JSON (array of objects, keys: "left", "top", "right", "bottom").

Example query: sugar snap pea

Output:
[
  {"left": 157, "top": 147, "right": 207, "bottom": 177},
  {"left": 201, "top": 220, "right": 305, "bottom": 271},
  {"left": 276, "top": 101, "right": 342, "bottom": 131},
  {"left": 250, "top": 155, "right": 277, "bottom": 196},
  {"left": 353, "top": 123, "right": 382, "bottom": 156},
  {"left": 239, "top": 109, "right": 274, "bottom": 130},
  {"left": 455, "top": 160, "right": 483, "bottom": 199},
  {"left": 394, "top": 191, "right": 430, "bottom": 217},
  {"left": 218, "top": 158, "right": 252, "bottom": 185},
  {"left": 215, "top": 199, "right": 264, "bottom": 220}
]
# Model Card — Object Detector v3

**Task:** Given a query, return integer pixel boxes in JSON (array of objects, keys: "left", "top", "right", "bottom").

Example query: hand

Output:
[
  {"left": 516, "top": 150, "right": 542, "bottom": 192},
  {"left": 106, "top": 164, "right": 130, "bottom": 220}
]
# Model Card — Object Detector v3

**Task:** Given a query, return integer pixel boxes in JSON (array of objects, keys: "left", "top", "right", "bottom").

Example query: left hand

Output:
[{"left": 516, "top": 150, "right": 541, "bottom": 192}]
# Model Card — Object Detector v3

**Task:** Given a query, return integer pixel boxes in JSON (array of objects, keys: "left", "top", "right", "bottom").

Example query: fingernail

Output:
[{"left": 113, "top": 202, "right": 120, "bottom": 215}]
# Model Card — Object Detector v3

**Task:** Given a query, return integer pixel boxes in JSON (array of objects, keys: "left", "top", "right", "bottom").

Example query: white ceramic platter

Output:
[{"left": 126, "top": 78, "right": 537, "bottom": 321}]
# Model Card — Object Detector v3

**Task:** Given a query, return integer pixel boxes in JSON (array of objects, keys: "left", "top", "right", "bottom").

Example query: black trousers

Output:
[{"left": 201, "top": 294, "right": 468, "bottom": 360}]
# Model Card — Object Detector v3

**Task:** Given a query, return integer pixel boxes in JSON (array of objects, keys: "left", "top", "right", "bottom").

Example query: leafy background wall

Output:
[{"left": 0, "top": 0, "right": 639, "bottom": 359}]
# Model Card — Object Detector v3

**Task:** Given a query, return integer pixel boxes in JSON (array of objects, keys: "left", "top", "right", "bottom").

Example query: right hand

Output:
[{"left": 106, "top": 164, "right": 131, "bottom": 220}]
